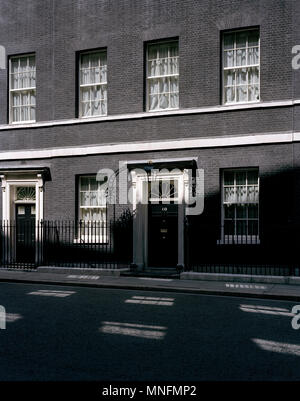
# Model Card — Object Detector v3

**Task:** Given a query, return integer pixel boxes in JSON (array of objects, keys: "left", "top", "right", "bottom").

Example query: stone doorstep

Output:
[
  {"left": 37, "top": 266, "right": 130, "bottom": 277},
  {"left": 180, "top": 272, "right": 300, "bottom": 286}
]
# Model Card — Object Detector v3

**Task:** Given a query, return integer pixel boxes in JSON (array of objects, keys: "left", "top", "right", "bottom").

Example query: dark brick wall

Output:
[
  {"left": 0, "top": 0, "right": 294, "bottom": 151},
  {"left": 0, "top": 106, "right": 293, "bottom": 151},
  {"left": 0, "top": 143, "right": 294, "bottom": 222},
  {"left": 0, "top": 0, "right": 297, "bottom": 238}
]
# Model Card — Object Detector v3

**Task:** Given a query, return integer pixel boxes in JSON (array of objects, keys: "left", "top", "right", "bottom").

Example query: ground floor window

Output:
[
  {"left": 221, "top": 168, "right": 259, "bottom": 243},
  {"left": 78, "top": 175, "right": 107, "bottom": 242}
]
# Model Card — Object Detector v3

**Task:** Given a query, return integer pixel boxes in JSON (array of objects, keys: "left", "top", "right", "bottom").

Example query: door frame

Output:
[
  {"left": 131, "top": 168, "right": 190, "bottom": 269},
  {"left": 0, "top": 172, "right": 44, "bottom": 265},
  {"left": 15, "top": 203, "right": 36, "bottom": 263}
]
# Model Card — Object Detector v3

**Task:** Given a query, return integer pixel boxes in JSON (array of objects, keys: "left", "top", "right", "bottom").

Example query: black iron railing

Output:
[
  {"left": 184, "top": 220, "right": 299, "bottom": 276},
  {"left": 0, "top": 220, "right": 132, "bottom": 270}
]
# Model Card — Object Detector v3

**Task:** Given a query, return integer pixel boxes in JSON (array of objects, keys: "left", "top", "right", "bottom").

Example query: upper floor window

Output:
[
  {"left": 146, "top": 40, "right": 179, "bottom": 111},
  {"left": 9, "top": 54, "right": 36, "bottom": 123},
  {"left": 221, "top": 169, "right": 259, "bottom": 243},
  {"left": 79, "top": 50, "right": 107, "bottom": 117},
  {"left": 223, "top": 29, "right": 260, "bottom": 104}
]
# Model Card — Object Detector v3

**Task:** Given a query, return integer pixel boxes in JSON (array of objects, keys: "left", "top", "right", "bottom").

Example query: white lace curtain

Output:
[
  {"left": 80, "top": 52, "right": 107, "bottom": 117},
  {"left": 10, "top": 55, "right": 36, "bottom": 122},
  {"left": 223, "top": 30, "right": 259, "bottom": 103},
  {"left": 147, "top": 42, "right": 179, "bottom": 111}
]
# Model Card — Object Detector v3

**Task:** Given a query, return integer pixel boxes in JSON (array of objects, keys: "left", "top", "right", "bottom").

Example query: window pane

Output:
[
  {"left": 224, "top": 171, "right": 234, "bottom": 185},
  {"left": 236, "top": 220, "right": 247, "bottom": 235},
  {"left": 224, "top": 33, "right": 235, "bottom": 50},
  {"left": 248, "top": 47, "right": 259, "bottom": 65},
  {"left": 170, "top": 76, "right": 179, "bottom": 93},
  {"left": 149, "top": 95, "right": 159, "bottom": 110},
  {"left": 89, "top": 177, "right": 98, "bottom": 191},
  {"left": 236, "top": 171, "right": 246, "bottom": 185},
  {"left": 149, "top": 79, "right": 159, "bottom": 94},
  {"left": 159, "top": 77, "right": 169, "bottom": 93},
  {"left": 248, "top": 220, "right": 258, "bottom": 235},
  {"left": 148, "top": 44, "right": 158, "bottom": 60},
  {"left": 159, "top": 93, "right": 169, "bottom": 109},
  {"left": 236, "top": 31, "right": 247, "bottom": 48},
  {"left": 236, "top": 205, "right": 247, "bottom": 218},
  {"left": 225, "top": 86, "right": 235, "bottom": 103},
  {"left": 224, "top": 205, "right": 235, "bottom": 218},
  {"left": 80, "top": 177, "right": 89, "bottom": 191},
  {"left": 224, "top": 50, "right": 234, "bottom": 68},
  {"left": 236, "top": 69, "right": 247, "bottom": 85},
  {"left": 224, "top": 186, "right": 236, "bottom": 203},
  {"left": 224, "top": 70, "right": 235, "bottom": 86},
  {"left": 170, "top": 92, "right": 179, "bottom": 108},
  {"left": 224, "top": 220, "right": 234, "bottom": 235},
  {"left": 159, "top": 43, "right": 169, "bottom": 59},
  {"left": 236, "top": 85, "right": 247, "bottom": 102},
  {"left": 248, "top": 204, "right": 258, "bottom": 218},
  {"left": 247, "top": 170, "right": 258, "bottom": 184},
  {"left": 249, "top": 67, "right": 259, "bottom": 84},
  {"left": 248, "top": 30, "right": 259, "bottom": 47},
  {"left": 30, "top": 106, "right": 35, "bottom": 121},
  {"left": 248, "top": 85, "right": 259, "bottom": 102},
  {"left": 236, "top": 48, "right": 246, "bottom": 66}
]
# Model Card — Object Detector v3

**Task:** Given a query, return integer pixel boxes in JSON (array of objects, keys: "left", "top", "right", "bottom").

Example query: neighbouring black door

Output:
[
  {"left": 148, "top": 204, "right": 178, "bottom": 267},
  {"left": 16, "top": 204, "right": 35, "bottom": 263}
]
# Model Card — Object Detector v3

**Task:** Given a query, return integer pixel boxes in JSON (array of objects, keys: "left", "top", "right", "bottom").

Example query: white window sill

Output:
[
  {"left": 79, "top": 114, "right": 107, "bottom": 119},
  {"left": 223, "top": 100, "right": 260, "bottom": 107},
  {"left": 10, "top": 120, "right": 36, "bottom": 125},
  {"left": 147, "top": 107, "right": 179, "bottom": 113}
]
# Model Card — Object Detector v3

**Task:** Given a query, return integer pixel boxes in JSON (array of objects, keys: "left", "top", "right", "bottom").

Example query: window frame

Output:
[
  {"left": 222, "top": 28, "right": 260, "bottom": 106},
  {"left": 77, "top": 175, "right": 108, "bottom": 244},
  {"left": 146, "top": 39, "right": 179, "bottom": 112},
  {"left": 9, "top": 53, "right": 36, "bottom": 124},
  {"left": 219, "top": 168, "right": 260, "bottom": 244},
  {"left": 78, "top": 49, "right": 108, "bottom": 119}
]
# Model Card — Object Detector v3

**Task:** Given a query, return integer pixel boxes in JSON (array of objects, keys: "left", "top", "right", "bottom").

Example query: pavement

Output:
[{"left": 0, "top": 268, "right": 299, "bottom": 301}]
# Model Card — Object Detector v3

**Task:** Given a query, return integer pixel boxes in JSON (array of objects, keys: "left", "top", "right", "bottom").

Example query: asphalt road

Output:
[{"left": 0, "top": 282, "right": 299, "bottom": 381}]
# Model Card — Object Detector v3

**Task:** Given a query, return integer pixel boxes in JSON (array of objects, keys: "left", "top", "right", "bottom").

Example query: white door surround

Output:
[
  {"left": 0, "top": 171, "right": 44, "bottom": 222},
  {"left": 131, "top": 167, "right": 190, "bottom": 269}
]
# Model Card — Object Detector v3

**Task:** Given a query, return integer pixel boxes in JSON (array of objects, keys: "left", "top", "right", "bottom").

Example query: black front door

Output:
[
  {"left": 16, "top": 204, "right": 35, "bottom": 263},
  {"left": 148, "top": 204, "right": 178, "bottom": 267}
]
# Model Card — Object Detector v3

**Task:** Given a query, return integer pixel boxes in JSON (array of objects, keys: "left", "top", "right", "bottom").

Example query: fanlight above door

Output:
[{"left": 16, "top": 187, "right": 36, "bottom": 202}]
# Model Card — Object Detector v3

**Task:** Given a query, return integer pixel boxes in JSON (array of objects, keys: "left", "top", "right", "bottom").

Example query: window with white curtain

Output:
[
  {"left": 221, "top": 169, "right": 259, "bottom": 242},
  {"left": 146, "top": 40, "right": 179, "bottom": 111},
  {"left": 9, "top": 54, "right": 36, "bottom": 123},
  {"left": 223, "top": 29, "right": 260, "bottom": 104},
  {"left": 79, "top": 51, "right": 107, "bottom": 117},
  {"left": 78, "top": 176, "right": 107, "bottom": 242}
]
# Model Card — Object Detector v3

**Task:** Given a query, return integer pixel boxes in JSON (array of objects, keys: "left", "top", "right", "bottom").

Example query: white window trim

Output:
[
  {"left": 9, "top": 54, "right": 36, "bottom": 124},
  {"left": 79, "top": 50, "right": 107, "bottom": 119},
  {"left": 222, "top": 28, "right": 260, "bottom": 105},
  {"left": 219, "top": 168, "right": 260, "bottom": 245},
  {"left": 146, "top": 40, "right": 179, "bottom": 112}
]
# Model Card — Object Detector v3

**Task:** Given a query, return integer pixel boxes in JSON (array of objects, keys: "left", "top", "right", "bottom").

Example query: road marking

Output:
[
  {"left": 240, "top": 304, "right": 293, "bottom": 316},
  {"left": 225, "top": 283, "right": 267, "bottom": 290},
  {"left": 27, "top": 289, "right": 75, "bottom": 297},
  {"left": 253, "top": 338, "right": 300, "bottom": 357},
  {"left": 125, "top": 295, "right": 174, "bottom": 306},
  {"left": 100, "top": 321, "right": 167, "bottom": 340},
  {"left": 138, "top": 278, "right": 173, "bottom": 282},
  {"left": 67, "top": 275, "right": 100, "bottom": 280}
]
